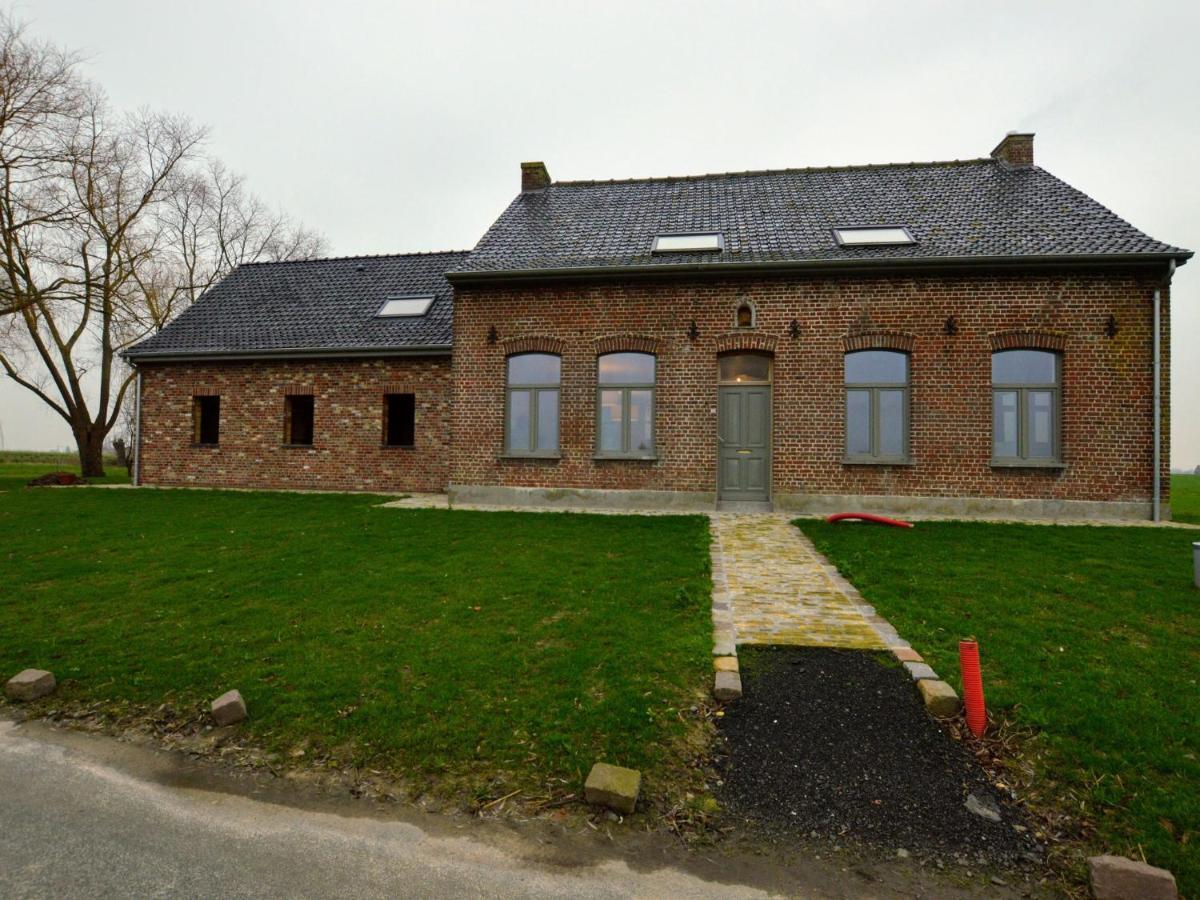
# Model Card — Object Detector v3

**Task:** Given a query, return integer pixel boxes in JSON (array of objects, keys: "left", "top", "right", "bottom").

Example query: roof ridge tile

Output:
[
  {"left": 240, "top": 249, "right": 471, "bottom": 268},
  {"left": 551, "top": 158, "right": 996, "bottom": 188}
]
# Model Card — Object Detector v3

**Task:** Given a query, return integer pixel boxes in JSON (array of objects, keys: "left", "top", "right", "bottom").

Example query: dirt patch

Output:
[
  {"left": 26, "top": 471, "right": 84, "bottom": 486},
  {"left": 717, "top": 647, "right": 1043, "bottom": 871}
]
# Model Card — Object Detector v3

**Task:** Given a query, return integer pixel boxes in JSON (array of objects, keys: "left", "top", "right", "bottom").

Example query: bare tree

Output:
[{"left": 0, "top": 13, "right": 326, "bottom": 476}]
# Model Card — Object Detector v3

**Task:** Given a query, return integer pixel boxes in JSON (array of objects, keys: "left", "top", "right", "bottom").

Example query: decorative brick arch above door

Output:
[{"left": 714, "top": 332, "right": 778, "bottom": 355}]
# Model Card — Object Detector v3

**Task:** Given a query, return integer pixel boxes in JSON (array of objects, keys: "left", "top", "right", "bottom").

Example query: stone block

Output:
[
  {"left": 903, "top": 661, "right": 938, "bottom": 681},
  {"left": 713, "top": 671, "right": 742, "bottom": 701},
  {"left": 210, "top": 689, "right": 247, "bottom": 726},
  {"left": 893, "top": 647, "right": 924, "bottom": 663},
  {"left": 713, "top": 656, "right": 739, "bottom": 673},
  {"left": 917, "top": 679, "right": 961, "bottom": 717},
  {"left": 584, "top": 762, "right": 641, "bottom": 814},
  {"left": 4, "top": 669, "right": 56, "bottom": 701},
  {"left": 712, "top": 638, "right": 736, "bottom": 656},
  {"left": 1088, "top": 855, "right": 1177, "bottom": 900}
]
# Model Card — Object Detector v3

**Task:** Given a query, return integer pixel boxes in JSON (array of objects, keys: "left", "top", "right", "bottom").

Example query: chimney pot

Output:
[
  {"left": 991, "top": 132, "right": 1035, "bottom": 168},
  {"left": 521, "top": 161, "right": 551, "bottom": 192}
]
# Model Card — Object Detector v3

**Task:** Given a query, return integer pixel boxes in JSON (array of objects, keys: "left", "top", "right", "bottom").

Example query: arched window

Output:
[
  {"left": 844, "top": 350, "right": 909, "bottom": 463},
  {"left": 736, "top": 303, "right": 754, "bottom": 328},
  {"left": 506, "top": 353, "right": 560, "bottom": 455},
  {"left": 992, "top": 350, "right": 1060, "bottom": 464},
  {"left": 597, "top": 352, "right": 655, "bottom": 457}
]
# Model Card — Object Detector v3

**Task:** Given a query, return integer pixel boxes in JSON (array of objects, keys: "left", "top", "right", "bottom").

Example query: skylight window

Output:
[
  {"left": 833, "top": 226, "right": 915, "bottom": 246},
  {"left": 652, "top": 233, "right": 724, "bottom": 253},
  {"left": 377, "top": 296, "right": 435, "bottom": 317}
]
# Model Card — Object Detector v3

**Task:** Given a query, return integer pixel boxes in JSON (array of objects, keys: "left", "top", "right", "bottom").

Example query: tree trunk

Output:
[{"left": 75, "top": 425, "right": 107, "bottom": 478}]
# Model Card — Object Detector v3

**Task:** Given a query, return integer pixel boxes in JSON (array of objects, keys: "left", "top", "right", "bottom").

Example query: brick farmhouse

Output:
[{"left": 126, "top": 133, "right": 1192, "bottom": 519}]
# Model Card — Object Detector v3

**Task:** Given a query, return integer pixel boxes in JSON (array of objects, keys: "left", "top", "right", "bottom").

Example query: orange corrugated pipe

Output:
[{"left": 959, "top": 639, "right": 987, "bottom": 738}]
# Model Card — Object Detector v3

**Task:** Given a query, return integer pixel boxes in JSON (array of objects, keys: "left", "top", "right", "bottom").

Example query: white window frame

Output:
[
  {"left": 377, "top": 295, "right": 435, "bottom": 317},
  {"left": 651, "top": 233, "right": 724, "bottom": 253},
  {"left": 832, "top": 226, "right": 916, "bottom": 247}
]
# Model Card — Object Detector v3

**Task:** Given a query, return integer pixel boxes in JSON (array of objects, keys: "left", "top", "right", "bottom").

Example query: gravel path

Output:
[{"left": 718, "top": 647, "right": 1041, "bottom": 867}]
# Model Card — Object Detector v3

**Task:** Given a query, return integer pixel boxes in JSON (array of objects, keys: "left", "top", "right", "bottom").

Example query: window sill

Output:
[
  {"left": 190, "top": 443, "right": 219, "bottom": 449},
  {"left": 842, "top": 458, "right": 913, "bottom": 467},
  {"left": 281, "top": 443, "right": 315, "bottom": 449},
  {"left": 381, "top": 444, "right": 416, "bottom": 450},
  {"left": 990, "top": 459, "right": 1067, "bottom": 470},
  {"left": 499, "top": 453, "right": 561, "bottom": 461},
  {"left": 593, "top": 454, "right": 658, "bottom": 462}
]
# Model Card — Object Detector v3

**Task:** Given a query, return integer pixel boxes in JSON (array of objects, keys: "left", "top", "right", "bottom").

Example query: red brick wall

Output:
[
  {"left": 450, "top": 272, "right": 1169, "bottom": 504},
  {"left": 138, "top": 357, "right": 451, "bottom": 492}
]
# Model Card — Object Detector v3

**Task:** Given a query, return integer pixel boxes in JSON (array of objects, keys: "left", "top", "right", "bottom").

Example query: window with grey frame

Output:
[
  {"left": 991, "top": 349, "right": 1060, "bottom": 464},
  {"left": 844, "top": 350, "right": 909, "bottom": 463},
  {"left": 596, "top": 352, "right": 655, "bottom": 457},
  {"left": 505, "top": 353, "right": 560, "bottom": 455}
]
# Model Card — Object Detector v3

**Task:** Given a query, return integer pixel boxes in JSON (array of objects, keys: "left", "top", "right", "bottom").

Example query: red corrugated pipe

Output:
[{"left": 959, "top": 639, "right": 987, "bottom": 738}]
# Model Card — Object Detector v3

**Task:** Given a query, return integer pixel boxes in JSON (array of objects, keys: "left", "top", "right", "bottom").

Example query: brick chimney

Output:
[
  {"left": 521, "top": 161, "right": 551, "bottom": 191},
  {"left": 990, "top": 132, "right": 1035, "bottom": 168}
]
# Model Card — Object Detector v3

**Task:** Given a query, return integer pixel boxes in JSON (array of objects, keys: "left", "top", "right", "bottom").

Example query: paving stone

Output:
[
  {"left": 4, "top": 669, "right": 56, "bottom": 701},
  {"left": 584, "top": 762, "right": 641, "bottom": 814},
  {"left": 1088, "top": 855, "right": 1177, "bottom": 900},
  {"left": 210, "top": 689, "right": 247, "bottom": 726},
  {"left": 712, "top": 638, "right": 736, "bottom": 656},
  {"left": 714, "top": 656, "right": 739, "bottom": 673},
  {"left": 903, "top": 661, "right": 938, "bottom": 681},
  {"left": 893, "top": 647, "right": 924, "bottom": 663},
  {"left": 709, "top": 515, "right": 889, "bottom": 650},
  {"left": 918, "top": 680, "right": 961, "bottom": 717},
  {"left": 713, "top": 670, "right": 743, "bottom": 701}
]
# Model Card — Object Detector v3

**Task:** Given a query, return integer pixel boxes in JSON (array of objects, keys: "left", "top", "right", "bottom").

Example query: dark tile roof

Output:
[
  {"left": 452, "top": 159, "right": 1190, "bottom": 277},
  {"left": 126, "top": 251, "right": 467, "bottom": 359}
]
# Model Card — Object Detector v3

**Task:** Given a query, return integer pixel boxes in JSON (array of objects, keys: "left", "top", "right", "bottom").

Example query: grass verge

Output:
[
  {"left": 0, "top": 484, "right": 712, "bottom": 810},
  {"left": 1172, "top": 473, "right": 1200, "bottom": 524},
  {"left": 796, "top": 518, "right": 1199, "bottom": 893}
]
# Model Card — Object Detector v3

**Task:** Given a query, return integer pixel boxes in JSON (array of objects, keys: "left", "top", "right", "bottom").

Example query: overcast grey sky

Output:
[{"left": 2, "top": 0, "right": 1197, "bottom": 468}]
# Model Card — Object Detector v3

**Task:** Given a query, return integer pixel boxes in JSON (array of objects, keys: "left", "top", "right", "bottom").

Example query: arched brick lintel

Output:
[
  {"left": 989, "top": 330, "right": 1067, "bottom": 352},
  {"left": 499, "top": 335, "right": 568, "bottom": 356},
  {"left": 714, "top": 332, "right": 778, "bottom": 354},
  {"left": 593, "top": 334, "right": 663, "bottom": 356},
  {"left": 842, "top": 331, "right": 916, "bottom": 353}
]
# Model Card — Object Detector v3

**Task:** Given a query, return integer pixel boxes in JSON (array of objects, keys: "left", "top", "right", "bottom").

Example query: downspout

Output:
[
  {"left": 132, "top": 366, "right": 142, "bottom": 487},
  {"left": 1152, "top": 260, "right": 1175, "bottom": 522}
]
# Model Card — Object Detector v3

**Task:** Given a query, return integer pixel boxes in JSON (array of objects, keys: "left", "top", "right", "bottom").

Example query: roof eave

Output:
[
  {"left": 447, "top": 251, "right": 1193, "bottom": 285},
  {"left": 123, "top": 344, "right": 453, "bottom": 364}
]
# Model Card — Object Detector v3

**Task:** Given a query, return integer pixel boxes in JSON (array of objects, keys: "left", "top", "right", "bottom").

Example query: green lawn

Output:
[
  {"left": 0, "top": 484, "right": 712, "bottom": 805},
  {"left": 1173, "top": 473, "right": 1200, "bottom": 524},
  {"left": 797, "top": 519, "right": 1199, "bottom": 892}
]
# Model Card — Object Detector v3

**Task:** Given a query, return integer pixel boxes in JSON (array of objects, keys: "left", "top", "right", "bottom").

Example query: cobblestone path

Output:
[{"left": 710, "top": 515, "right": 901, "bottom": 650}]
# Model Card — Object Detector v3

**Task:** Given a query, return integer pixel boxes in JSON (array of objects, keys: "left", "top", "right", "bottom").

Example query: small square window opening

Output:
[
  {"left": 284, "top": 395, "right": 315, "bottom": 446},
  {"left": 384, "top": 393, "right": 416, "bottom": 447},
  {"left": 193, "top": 396, "right": 220, "bottom": 445}
]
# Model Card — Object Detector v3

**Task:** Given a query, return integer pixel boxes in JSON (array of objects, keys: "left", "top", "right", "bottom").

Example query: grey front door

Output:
[{"left": 718, "top": 385, "right": 771, "bottom": 501}]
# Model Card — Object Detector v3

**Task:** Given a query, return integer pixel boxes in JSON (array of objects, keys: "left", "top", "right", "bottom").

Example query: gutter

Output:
[
  {"left": 1153, "top": 261, "right": 1176, "bottom": 522},
  {"left": 446, "top": 251, "right": 1193, "bottom": 285},
  {"left": 122, "top": 344, "right": 453, "bottom": 364}
]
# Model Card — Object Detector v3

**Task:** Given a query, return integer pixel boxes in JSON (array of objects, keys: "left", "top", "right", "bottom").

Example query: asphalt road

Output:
[
  {"left": 0, "top": 718, "right": 1027, "bottom": 899},
  {"left": 0, "top": 719, "right": 766, "bottom": 899}
]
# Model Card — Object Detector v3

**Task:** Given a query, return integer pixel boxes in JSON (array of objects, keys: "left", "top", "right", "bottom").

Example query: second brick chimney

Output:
[
  {"left": 991, "top": 132, "right": 1035, "bottom": 168},
  {"left": 521, "top": 161, "right": 551, "bottom": 192}
]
